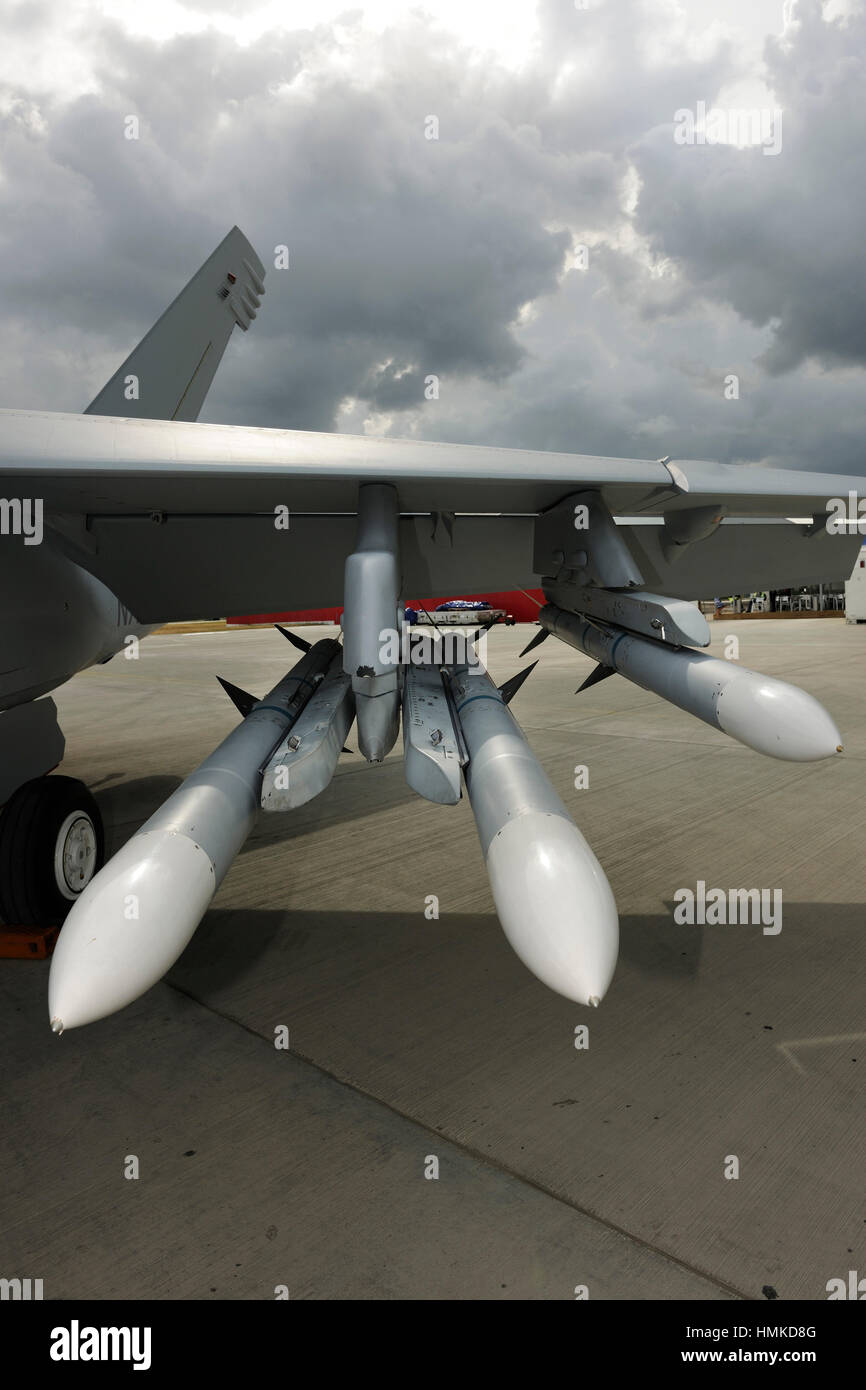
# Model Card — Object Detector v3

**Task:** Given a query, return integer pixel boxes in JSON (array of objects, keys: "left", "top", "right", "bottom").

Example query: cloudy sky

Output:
[{"left": 1, "top": 0, "right": 864, "bottom": 472}]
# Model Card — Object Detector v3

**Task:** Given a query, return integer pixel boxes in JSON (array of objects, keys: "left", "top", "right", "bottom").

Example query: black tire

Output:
[{"left": 0, "top": 776, "right": 104, "bottom": 926}]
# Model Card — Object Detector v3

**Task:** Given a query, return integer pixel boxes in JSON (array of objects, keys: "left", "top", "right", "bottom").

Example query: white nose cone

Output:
[
  {"left": 717, "top": 676, "right": 843, "bottom": 761},
  {"left": 485, "top": 811, "right": 619, "bottom": 1005},
  {"left": 48, "top": 831, "right": 215, "bottom": 1031}
]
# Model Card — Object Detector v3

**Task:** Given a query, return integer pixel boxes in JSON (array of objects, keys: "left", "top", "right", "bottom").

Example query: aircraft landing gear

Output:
[{"left": 0, "top": 776, "right": 104, "bottom": 926}]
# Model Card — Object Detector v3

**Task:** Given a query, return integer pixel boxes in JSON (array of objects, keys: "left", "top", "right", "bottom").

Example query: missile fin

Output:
[
  {"left": 575, "top": 663, "right": 617, "bottom": 695},
  {"left": 217, "top": 676, "right": 258, "bottom": 717},
  {"left": 519, "top": 628, "right": 549, "bottom": 658},
  {"left": 498, "top": 661, "right": 538, "bottom": 706},
  {"left": 275, "top": 624, "right": 312, "bottom": 653}
]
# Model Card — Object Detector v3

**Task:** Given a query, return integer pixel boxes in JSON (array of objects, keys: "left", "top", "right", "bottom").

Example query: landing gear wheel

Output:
[{"left": 0, "top": 776, "right": 104, "bottom": 926}]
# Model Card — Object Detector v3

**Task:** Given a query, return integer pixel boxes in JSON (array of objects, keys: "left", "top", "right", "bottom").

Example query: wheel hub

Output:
[{"left": 54, "top": 812, "right": 98, "bottom": 900}]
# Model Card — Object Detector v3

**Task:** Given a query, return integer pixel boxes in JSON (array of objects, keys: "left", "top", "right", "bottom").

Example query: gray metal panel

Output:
[
  {"left": 65, "top": 513, "right": 859, "bottom": 624},
  {"left": 70, "top": 514, "right": 535, "bottom": 622},
  {"left": 618, "top": 519, "right": 862, "bottom": 596},
  {"left": 44, "top": 512, "right": 860, "bottom": 624}
]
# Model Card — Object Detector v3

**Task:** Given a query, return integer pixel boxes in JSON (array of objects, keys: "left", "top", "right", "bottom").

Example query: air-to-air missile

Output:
[
  {"left": 48, "top": 634, "right": 352, "bottom": 1033},
  {"left": 451, "top": 662, "right": 619, "bottom": 1007},
  {"left": 535, "top": 603, "right": 843, "bottom": 761},
  {"left": 404, "top": 643, "right": 619, "bottom": 1007}
]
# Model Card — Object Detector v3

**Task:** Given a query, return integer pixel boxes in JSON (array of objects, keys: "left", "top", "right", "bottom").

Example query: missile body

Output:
[
  {"left": 449, "top": 663, "right": 618, "bottom": 1006},
  {"left": 402, "top": 653, "right": 467, "bottom": 806},
  {"left": 48, "top": 640, "right": 340, "bottom": 1032},
  {"left": 540, "top": 605, "right": 842, "bottom": 761},
  {"left": 261, "top": 662, "right": 354, "bottom": 811}
]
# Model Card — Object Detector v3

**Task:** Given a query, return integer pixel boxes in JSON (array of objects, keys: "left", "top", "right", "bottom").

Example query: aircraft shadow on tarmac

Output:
[
  {"left": 166, "top": 906, "right": 707, "bottom": 1003},
  {"left": 90, "top": 779, "right": 861, "bottom": 1014},
  {"left": 239, "top": 758, "right": 420, "bottom": 852},
  {"left": 167, "top": 899, "right": 864, "bottom": 1008}
]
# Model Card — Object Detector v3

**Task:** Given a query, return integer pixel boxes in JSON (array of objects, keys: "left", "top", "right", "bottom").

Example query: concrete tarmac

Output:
[{"left": 0, "top": 619, "right": 863, "bottom": 1299}]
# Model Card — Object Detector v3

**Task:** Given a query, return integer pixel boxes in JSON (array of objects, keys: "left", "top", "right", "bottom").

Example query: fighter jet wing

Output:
[
  {"left": 1, "top": 407, "right": 862, "bottom": 515},
  {"left": 1, "top": 408, "right": 863, "bottom": 620}
]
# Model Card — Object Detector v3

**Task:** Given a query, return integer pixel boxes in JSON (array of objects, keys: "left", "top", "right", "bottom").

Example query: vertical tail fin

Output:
[{"left": 84, "top": 225, "right": 265, "bottom": 422}]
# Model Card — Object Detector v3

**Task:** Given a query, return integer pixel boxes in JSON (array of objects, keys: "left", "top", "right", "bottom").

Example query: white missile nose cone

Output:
[
  {"left": 48, "top": 829, "right": 215, "bottom": 1030},
  {"left": 717, "top": 676, "right": 843, "bottom": 762},
  {"left": 485, "top": 811, "right": 619, "bottom": 1005}
]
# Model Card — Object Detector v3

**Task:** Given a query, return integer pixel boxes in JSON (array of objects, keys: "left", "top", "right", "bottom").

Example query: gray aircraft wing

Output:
[
  {"left": 2, "top": 407, "right": 863, "bottom": 515},
  {"left": 1, "top": 407, "right": 863, "bottom": 620}
]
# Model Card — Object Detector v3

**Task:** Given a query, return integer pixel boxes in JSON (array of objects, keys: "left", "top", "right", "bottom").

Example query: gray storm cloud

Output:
[
  {"left": 631, "top": 0, "right": 866, "bottom": 377},
  {"left": 0, "top": 0, "right": 864, "bottom": 474}
]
